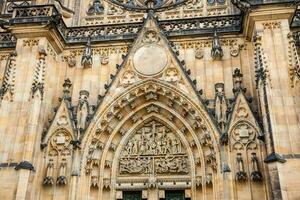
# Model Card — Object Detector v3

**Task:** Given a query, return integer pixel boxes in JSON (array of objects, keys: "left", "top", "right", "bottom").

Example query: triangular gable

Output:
[
  {"left": 227, "top": 91, "right": 262, "bottom": 135},
  {"left": 42, "top": 97, "right": 76, "bottom": 145},
  {"left": 101, "top": 12, "right": 201, "bottom": 104}
]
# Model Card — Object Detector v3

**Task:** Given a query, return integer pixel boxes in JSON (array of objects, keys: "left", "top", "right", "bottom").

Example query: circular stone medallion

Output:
[{"left": 133, "top": 45, "right": 168, "bottom": 76}]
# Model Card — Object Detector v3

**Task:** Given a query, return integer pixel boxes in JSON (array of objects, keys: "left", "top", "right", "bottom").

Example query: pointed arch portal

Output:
[{"left": 80, "top": 79, "right": 222, "bottom": 200}]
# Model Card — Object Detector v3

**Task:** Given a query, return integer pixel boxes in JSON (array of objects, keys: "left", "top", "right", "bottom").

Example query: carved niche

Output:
[
  {"left": 119, "top": 120, "right": 189, "bottom": 175},
  {"left": 43, "top": 130, "right": 72, "bottom": 186}
]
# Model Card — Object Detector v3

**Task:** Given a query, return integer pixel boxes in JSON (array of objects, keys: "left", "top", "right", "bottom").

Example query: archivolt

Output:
[{"left": 79, "top": 79, "right": 222, "bottom": 197}]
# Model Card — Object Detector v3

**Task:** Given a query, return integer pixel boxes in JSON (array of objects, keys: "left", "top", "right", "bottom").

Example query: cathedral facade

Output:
[{"left": 0, "top": 0, "right": 299, "bottom": 200}]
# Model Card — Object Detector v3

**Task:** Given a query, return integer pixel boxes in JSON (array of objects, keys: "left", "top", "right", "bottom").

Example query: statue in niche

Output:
[
  {"left": 87, "top": 0, "right": 104, "bottom": 15},
  {"left": 119, "top": 120, "right": 189, "bottom": 175},
  {"left": 76, "top": 90, "right": 90, "bottom": 133},
  {"left": 214, "top": 83, "right": 227, "bottom": 132},
  {"left": 235, "top": 153, "right": 247, "bottom": 182},
  {"left": 250, "top": 153, "right": 263, "bottom": 182},
  {"left": 43, "top": 159, "right": 54, "bottom": 186},
  {"left": 57, "top": 158, "right": 67, "bottom": 185}
]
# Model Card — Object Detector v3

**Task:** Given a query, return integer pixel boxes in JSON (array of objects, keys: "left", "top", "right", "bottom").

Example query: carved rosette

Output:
[{"left": 119, "top": 120, "right": 189, "bottom": 175}]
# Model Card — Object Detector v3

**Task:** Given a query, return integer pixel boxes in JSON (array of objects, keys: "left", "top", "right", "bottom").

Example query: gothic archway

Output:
[{"left": 79, "top": 79, "right": 222, "bottom": 199}]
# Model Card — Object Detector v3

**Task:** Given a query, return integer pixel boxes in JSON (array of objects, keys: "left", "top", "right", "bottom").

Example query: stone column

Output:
[
  {"left": 249, "top": 6, "right": 300, "bottom": 199},
  {"left": 15, "top": 39, "right": 47, "bottom": 200}
]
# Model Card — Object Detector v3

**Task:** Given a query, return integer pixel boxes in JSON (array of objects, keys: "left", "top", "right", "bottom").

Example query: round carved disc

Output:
[{"left": 133, "top": 45, "right": 167, "bottom": 76}]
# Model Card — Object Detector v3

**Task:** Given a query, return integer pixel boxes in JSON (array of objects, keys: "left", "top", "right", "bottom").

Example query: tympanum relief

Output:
[{"left": 119, "top": 120, "right": 189, "bottom": 175}]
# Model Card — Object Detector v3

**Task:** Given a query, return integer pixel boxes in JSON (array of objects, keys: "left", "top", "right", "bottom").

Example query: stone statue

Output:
[
  {"left": 214, "top": 83, "right": 227, "bottom": 132},
  {"left": 43, "top": 159, "right": 54, "bottom": 185},
  {"left": 236, "top": 153, "right": 247, "bottom": 181},
  {"left": 76, "top": 90, "right": 89, "bottom": 133},
  {"left": 57, "top": 159, "right": 67, "bottom": 185},
  {"left": 232, "top": 68, "right": 244, "bottom": 95},
  {"left": 87, "top": 0, "right": 104, "bottom": 15},
  {"left": 81, "top": 38, "right": 93, "bottom": 68},
  {"left": 211, "top": 31, "right": 223, "bottom": 60},
  {"left": 250, "top": 153, "right": 263, "bottom": 182}
]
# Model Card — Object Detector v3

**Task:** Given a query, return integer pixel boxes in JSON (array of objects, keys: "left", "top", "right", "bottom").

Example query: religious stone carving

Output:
[
  {"left": 143, "top": 29, "right": 160, "bottom": 44},
  {"left": 235, "top": 153, "right": 247, "bottom": 182},
  {"left": 195, "top": 49, "right": 204, "bottom": 59},
  {"left": 163, "top": 68, "right": 180, "bottom": 83},
  {"left": 250, "top": 153, "right": 263, "bottom": 182},
  {"left": 119, "top": 120, "right": 189, "bottom": 175},
  {"left": 81, "top": 38, "right": 93, "bottom": 68},
  {"left": 211, "top": 31, "right": 223, "bottom": 60},
  {"left": 43, "top": 159, "right": 54, "bottom": 186},
  {"left": 120, "top": 70, "right": 138, "bottom": 86},
  {"left": 76, "top": 90, "right": 90, "bottom": 133},
  {"left": 57, "top": 158, "right": 67, "bottom": 185},
  {"left": 87, "top": 0, "right": 104, "bottom": 15},
  {"left": 214, "top": 83, "right": 227, "bottom": 132},
  {"left": 232, "top": 68, "right": 245, "bottom": 95}
]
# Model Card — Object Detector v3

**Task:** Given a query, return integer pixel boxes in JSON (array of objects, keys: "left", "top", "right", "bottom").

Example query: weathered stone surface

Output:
[{"left": 0, "top": 1, "right": 299, "bottom": 200}]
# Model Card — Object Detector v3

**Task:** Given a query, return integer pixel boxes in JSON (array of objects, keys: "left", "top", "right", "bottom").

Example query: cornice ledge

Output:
[{"left": 244, "top": 6, "right": 295, "bottom": 40}]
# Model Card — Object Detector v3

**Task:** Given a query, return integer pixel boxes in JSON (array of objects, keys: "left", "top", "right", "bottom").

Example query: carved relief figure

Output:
[
  {"left": 119, "top": 120, "right": 189, "bottom": 175},
  {"left": 87, "top": 0, "right": 104, "bottom": 15}
]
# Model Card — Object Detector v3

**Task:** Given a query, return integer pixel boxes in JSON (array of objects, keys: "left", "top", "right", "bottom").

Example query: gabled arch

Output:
[
  {"left": 79, "top": 79, "right": 222, "bottom": 199},
  {"left": 81, "top": 79, "right": 220, "bottom": 150}
]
